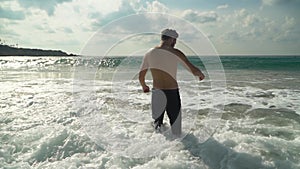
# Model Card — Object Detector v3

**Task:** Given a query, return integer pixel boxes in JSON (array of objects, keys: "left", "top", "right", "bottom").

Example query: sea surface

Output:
[{"left": 0, "top": 56, "right": 300, "bottom": 169}]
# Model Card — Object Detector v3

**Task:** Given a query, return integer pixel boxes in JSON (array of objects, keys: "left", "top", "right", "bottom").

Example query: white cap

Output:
[{"left": 161, "top": 29, "right": 178, "bottom": 39}]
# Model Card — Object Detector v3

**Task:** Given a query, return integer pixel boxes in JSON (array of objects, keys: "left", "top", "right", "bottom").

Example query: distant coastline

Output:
[{"left": 0, "top": 44, "right": 76, "bottom": 56}]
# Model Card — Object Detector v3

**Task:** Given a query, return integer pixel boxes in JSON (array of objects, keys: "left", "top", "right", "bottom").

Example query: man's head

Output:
[{"left": 161, "top": 29, "right": 178, "bottom": 47}]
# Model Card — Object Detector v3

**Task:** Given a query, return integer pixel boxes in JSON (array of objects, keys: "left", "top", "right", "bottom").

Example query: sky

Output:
[{"left": 0, "top": 0, "right": 299, "bottom": 55}]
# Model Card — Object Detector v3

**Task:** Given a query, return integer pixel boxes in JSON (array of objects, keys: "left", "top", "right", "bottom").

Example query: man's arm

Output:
[
  {"left": 139, "top": 69, "right": 150, "bottom": 92},
  {"left": 174, "top": 49, "right": 205, "bottom": 81},
  {"left": 139, "top": 54, "right": 150, "bottom": 93}
]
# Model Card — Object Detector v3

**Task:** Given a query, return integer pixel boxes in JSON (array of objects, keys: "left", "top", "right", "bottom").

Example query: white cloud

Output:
[
  {"left": 146, "top": 1, "right": 168, "bottom": 13},
  {"left": 217, "top": 7, "right": 299, "bottom": 46},
  {"left": 273, "top": 16, "right": 297, "bottom": 42},
  {"left": 232, "top": 9, "right": 265, "bottom": 31},
  {"left": 217, "top": 4, "right": 228, "bottom": 10},
  {"left": 262, "top": 0, "right": 290, "bottom": 6},
  {"left": 282, "top": 16, "right": 295, "bottom": 29},
  {"left": 90, "top": 1, "right": 137, "bottom": 31},
  {"left": 243, "top": 14, "right": 259, "bottom": 28},
  {"left": 17, "top": 0, "right": 73, "bottom": 16},
  {"left": 182, "top": 10, "right": 218, "bottom": 23},
  {"left": 262, "top": 0, "right": 276, "bottom": 6},
  {"left": 234, "top": 8, "right": 248, "bottom": 18},
  {"left": 0, "top": 6, "right": 25, "bottom": 20},
  {"left": 0, "top": 0, "right": 117, "bottom": 53},
  {"left": 261, "top": 0, "right": 300, "bottom": 8}
]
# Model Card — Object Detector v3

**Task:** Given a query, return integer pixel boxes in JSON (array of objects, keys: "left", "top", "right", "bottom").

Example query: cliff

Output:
[{"left": 0, "top": 44, "right": 75, "bottom": 56}]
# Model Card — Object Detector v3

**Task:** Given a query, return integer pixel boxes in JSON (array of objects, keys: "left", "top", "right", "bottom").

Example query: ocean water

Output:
[{"left": 0, "top": 56, "right": 300, "bottom": 169}]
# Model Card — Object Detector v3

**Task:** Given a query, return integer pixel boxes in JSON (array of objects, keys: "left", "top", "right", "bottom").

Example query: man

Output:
[{"left": 139, "top": 28, "right": 205, "bottom": 136}]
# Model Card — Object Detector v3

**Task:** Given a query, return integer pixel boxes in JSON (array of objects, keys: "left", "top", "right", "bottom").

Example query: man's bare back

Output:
[
  {"left": 149, "top": 46, "right": 180, "bottom": 89},
  {"left": 140, "top": 45, "right": 205, "bottom": 91},
  {"left": 150, "top": 68, "right": 178, "bottom": 89}
]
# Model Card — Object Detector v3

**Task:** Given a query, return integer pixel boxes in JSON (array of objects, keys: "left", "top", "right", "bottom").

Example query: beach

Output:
[{"left": 0, "top": 56, "right": 299, "bottom": 169}]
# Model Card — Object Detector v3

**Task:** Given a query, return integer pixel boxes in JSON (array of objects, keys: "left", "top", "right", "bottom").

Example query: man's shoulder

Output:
[
  {"left": 173, "top": 48, "right": 183, "bottom": 54},
  {"left": 146, "top": 47, "right": 185, "bottom": 57},
  {"left": 146, "top": 47, "right": 163, "bottom": 55},
  {"left": 151, "top": 47, "right": 161, "bottom": 51},
  {"left": 146, "top": 47, "right": 158, "bottom": 53},
  {"left": 170, "top": 48, "right": 185, "bottom": 58},
  {"left": 144, "top": 48, "right": 154, "bottom": 55}
]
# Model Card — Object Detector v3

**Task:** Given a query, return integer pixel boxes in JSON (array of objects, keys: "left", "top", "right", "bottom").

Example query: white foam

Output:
[{"left": 1, "top": 57, "right": 300, "bottom": 168}]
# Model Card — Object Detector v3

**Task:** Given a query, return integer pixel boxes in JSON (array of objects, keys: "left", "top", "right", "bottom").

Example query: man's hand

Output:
[
  {"left": 139, "top": 69, "right": 150, "bottom": 93},
  {"left": 195, "top": 71, "right": 205, "bottom": 81},
  {"left": 142, "top": 85, "right": 150, "bottom": 93}
]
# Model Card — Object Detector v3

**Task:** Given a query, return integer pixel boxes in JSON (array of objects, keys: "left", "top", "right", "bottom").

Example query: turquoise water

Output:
[
  {"left": 83, "top": 55, "right": 300, "bottom": 71},
  {"left": 220, "top": 56, "right": 300, "bottom": 71},
  {"left": 0, "top": 56, "right": 299, "bottom": 168}
]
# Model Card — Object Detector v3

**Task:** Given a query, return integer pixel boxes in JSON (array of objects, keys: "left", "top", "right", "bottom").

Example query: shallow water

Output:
[{"left": 0, "top": 56, "right": 299, "bottom": 168}]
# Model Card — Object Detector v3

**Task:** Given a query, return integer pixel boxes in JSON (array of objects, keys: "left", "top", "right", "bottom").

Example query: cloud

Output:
[
  {"left": 219, "top": 7, "right": 299, "bottom": 45},
  {"left": 0, "top": 6, "right": 25, "bottom": 20},
  {"left": 0, "top": 23, "right": 19, "bottom": 38},
  {"left": 233, "top": 9, "right": 260, "bottom": 28},
  {"left": 146, "top": 1, "right": 168, "bottom": 13},
  {"left": 262, "top": 0, "right": 286, "bottom": 5},
  {"left": 62, "top": 27, "right": 73, "bottom": 33},
  {"left": 242, "top": 14, "right": 259, "bottom": 28},
  {"left": 91, "top": 1, "right": 136, "bottom": 30},
  {"left": 33, "top": 23, "right": 56, "bottom": 33},
  {"left": 182, "top": 10, "right": 218, "bottom": 23},
  {"left": 217, "top": 4, "right": 229, "bottom": 10},
  {"left": 272, "top": 16, "right": 298, "bottom": 42},
  {"left": 17, "top": 0, "right": 73, "bottom": 16},
  {"left": 261, "top": 0, "right": 300, "bottom": 6},
  {"left": 234, "top": 8, "right": 248, "bottom": 18},
  {"left": 1, "top": 0, "right": 298, "bottom": 55}
]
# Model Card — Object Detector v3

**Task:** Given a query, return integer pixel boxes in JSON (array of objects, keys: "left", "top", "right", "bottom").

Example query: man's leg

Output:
[
  {"left": 165, "top": 89, "right": 182, "bottom": 136},
  {"left": 151, "top": 89, "right": 167, "bottom": 128},
  {"left": 154, "top": 112, "right": 165, "bottom": 127}
]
